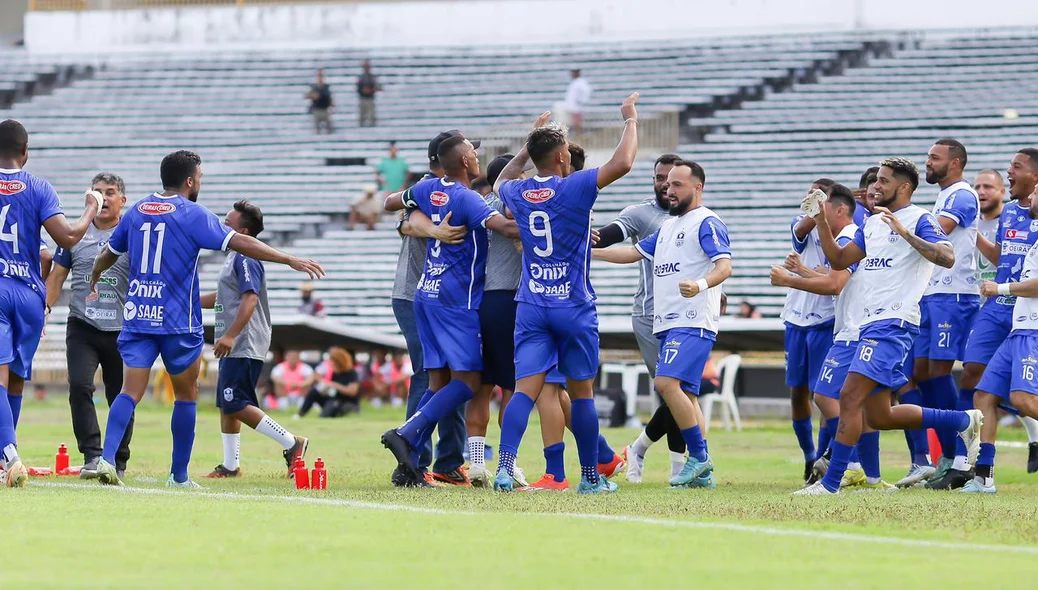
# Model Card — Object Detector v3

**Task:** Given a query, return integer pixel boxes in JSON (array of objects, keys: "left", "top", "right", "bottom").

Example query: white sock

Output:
[
  {"left": 255, "top": 415, "right": 296, "bottom": 450},
  {"left": 1021, "top": 416, "right": 1038, "bottom": 443},
  {"left": 468, "top": 436, "right": 486, "bottom": 467},
  {"left": 631, "top": 431, "right": 653, "bottom": 457},
  {"left": 952, "top": 454, "right": 970, "bottom": 472},
  {"left": 978, "top": 475, "right": 995, "bottom": 487},
  {"left": 1, "top": 443, "right": 18, "bottom": 469},
  {"left": 669, "top": 451, "right": 685, "bottom": 478},
  {"left": 847, "top": 461, "right": 862, "bottom": 471},
  {"left": 866, "top": 476, "right": 881, "bottom": 485},
  {"left": 222, "top": 433, "right": 241, "bottom": 471}
]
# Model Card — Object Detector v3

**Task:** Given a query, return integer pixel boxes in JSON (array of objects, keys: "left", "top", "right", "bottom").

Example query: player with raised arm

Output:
[
  {"left": 379, "top": 133, "right": 520, "bottom": 488},
  {"left": 491, "top": 93, "right": 639, "bottom": 494},
  {"left": 594, "top": 158, "right": 732, "bottom": 489},
  {"left": 795, "top": 157, "right": 982, "bottom": 495},
  {"left": 200, "top": 200, "right": 309, "bottom": 479},
  {"left": 89, "top": 151, "right": 324, "bottom": 487},
  {"left": 0, "top": 119, "right": 102, "bottom": 487}
]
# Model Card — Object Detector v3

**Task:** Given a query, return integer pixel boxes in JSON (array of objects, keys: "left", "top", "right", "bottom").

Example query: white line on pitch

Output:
[{"left": 34, "top": 481, "right": 1038, "bottom": 556}]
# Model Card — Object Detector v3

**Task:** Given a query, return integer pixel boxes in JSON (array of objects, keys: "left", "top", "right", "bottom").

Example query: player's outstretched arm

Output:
[
  {"left": 486, "top": 214, "right": 520, "bottom": 240},
  {"left": 214, "top": 292, "right": 258, "bottom": 359},
  {"left": 88, "top": 248, "right": 119, "bottom": 297},
  {"left": 45, "top": 263, "right": 70, "bottom": 309},
  {"left": 977, "top": 233, "right": 999, "bottom": 266},
  {"left": 982, "top": 278, "right": 1038, "bottom": 299},
  {"left": 592, "top": 223, "right": 625, "bottom": 249},
  {"left": 227, "top": 234, "right": 325, "bottom": 279},
  {"left": 874, "top": 206, "right": 954, "bottom": 269},
  {"left": 43, "top": 190, "right": 101, "bottom": 250},
  {"left": 596, "top": 92, "right": 639, "bottom": 190},
  {"left": 679, "top": 258, "right": 732, "bottom": 298},
  {"left": 813, "top": 209, "right": 864, "bottom": 271},
  {"left": 493, "top": 111, "right": 551, "bottom": 195},
  {"left": 771, "top": 265, "right": 850, "bottom": 296},
  {"left": 401, "top": 210, "right": 466, "bottom": 245},
  {"left": 384, "top": 190, "right": 407, "bottom": 212},
  {"left": 592, "top": 246, "right": 643, "bottom": 264}
]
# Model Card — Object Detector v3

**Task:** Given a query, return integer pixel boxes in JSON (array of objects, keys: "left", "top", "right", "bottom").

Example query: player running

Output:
[
  {"left": 200, "top": 200, "right": 309, "bottom": 479},
  {"left": 89, "top": 150, "right": 323, "bottom": 487},
  {"left": 795, "top": 157, "right": 982, "bottom": 495},
  {"left": 0, "top": 119, "right": 103, "bottom": 487},
  {"left": 492, "top": 93, "right": 639, "bottom": 494}
]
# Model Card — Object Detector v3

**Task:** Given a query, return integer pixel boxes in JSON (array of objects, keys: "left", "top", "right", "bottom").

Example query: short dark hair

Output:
[
  {"left": 388, "top": 140, "right": 397, "bottom": 147},
  {"left": 233, "top": 199, "right": 264, "bottom": 237},
  {"left": 976, "top": 169, "right": 1005, "bottom": 187},
  {"left": 160, "top": 150, "right": 201, "bottom": 190},
  {"left": 672, "top": 158, "right": 706, "bottom": 184},
  {"left": 827, "top": 183, "right": 855, "bottom": 214},
  {"left": 812, "top": 177, "right": 836, "bottom": 189},
  {"left": 935, "top": 138, "right": 968, "bottom": 168},
  {"left": 568, "top": 143, "right": 586, "bottom": 172},
  {"left": 91, "top": 172, "right": 126, "bottom": 195},
  {"left": 1018, "top": 148, "right": 1038, "bottom": 169},
  {"left": 0, "top": 119, "right": 28, "bottom": 159},
  {"left": 859, "top": 166, "right": 880, "bottom": 189},
  {"left": 654, "top": 153, "right": 681, "bottom": 169},
  {"left": 436, "top": 135, "right": 469, "bottom": 171},
  {"left": 472, "top": 177, "right": 490, "bottom": 192},
  {"left": 526, "top": 124, "right": 568, "bottom": 167},
  {"left": 880, "top": 157, "right": 920, "bottom": 191}
]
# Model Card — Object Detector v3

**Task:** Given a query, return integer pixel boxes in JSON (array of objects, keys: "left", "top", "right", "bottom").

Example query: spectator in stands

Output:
[
  {"left": 297, "top": 347, "right": 360, "bottom": 418},
  {"left": 269, "top": 349, "right": 316, "bottom": 410},
  {"left": 305, "top": 69, "right": 334, "bottom": 135},
  {"left": 298, "top": 282, "right": 326, "bottom": 317},
  {"left": 738, "top": 301, "right": 762, "bottom": 319},
  {"left": 376, "top": 141, "right": 411, "bottom": 197},
  {"left": 356, "top": 60, "right": 381, "bottom": 127},
  {"left": 560, "top": 69, "right": 592, "bottom": 132},
  {"left": 350, "top": 183, "right": 382, "bottom": 230}
]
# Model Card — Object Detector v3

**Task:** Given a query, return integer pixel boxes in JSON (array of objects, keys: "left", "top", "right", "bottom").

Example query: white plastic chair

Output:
[{"left": 701, "top": 354, "right": 742, "bottom": 433}]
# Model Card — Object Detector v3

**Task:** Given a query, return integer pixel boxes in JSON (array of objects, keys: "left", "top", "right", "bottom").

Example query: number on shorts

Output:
[
  {"left": 1024, "top": 365, "right": 1035, "bottom": 382},
  {"left": 820, "top": 366, "right": 834, "bottom": 384},
  {"left": 858, "top": 345, "right": 874, "bottom": 363},
  {"left": 663, "top": 348, "right": 678, "bottom": 364},
  {"left": 938, "top": 332, "right": 949, "bottom": 349},
  {"left": 529, "top": 211, "right": 554, "bottom": 257}
]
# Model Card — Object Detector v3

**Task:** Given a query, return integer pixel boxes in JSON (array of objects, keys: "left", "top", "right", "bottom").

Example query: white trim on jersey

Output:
[
  {"left": 220, "top": 230, "right": 236, "bottom": 252},
  {"left": 0, "top": 168, "right": 22, "bottom": 173},
  {"left": 107, "top": 243, "right": 125, "bottom": 256},
  {"left": 189, "top": 253, "right": 200, "bottom": 333},
  {"left": 468, "top": 231, "right": 478, "bottom": 309},
  {"left": 582, "top": 210, "right": 593, "bottom": 301}
]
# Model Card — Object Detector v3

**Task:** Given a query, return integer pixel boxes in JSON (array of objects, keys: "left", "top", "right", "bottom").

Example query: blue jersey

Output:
[
  {"left": 499, "top": 168, "right": 598, "bottom": 308},
  {"left": 989, "top": 200, "right": 1038, "bottom": 312},
  {"left": 853, "top": 201, "right": 869, "bottom": 226},
  {"left": 0, "top": 169, "right": 63, "bottom": 301},
  {"left": 402, "top": 176, "right": 497, "bottom": 310},
  {"left": 108, "top": 193, "right": 235, "bottom": 335}
]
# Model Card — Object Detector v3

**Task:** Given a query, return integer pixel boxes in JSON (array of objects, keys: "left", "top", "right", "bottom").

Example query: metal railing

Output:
[{"left": 29, "top": 0, "right": 418, "bottom": 10}]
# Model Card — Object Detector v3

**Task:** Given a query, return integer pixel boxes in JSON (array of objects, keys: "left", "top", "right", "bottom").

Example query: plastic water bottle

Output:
[{"left": 310, "top": 457, "right": 327, "bottom": 490}]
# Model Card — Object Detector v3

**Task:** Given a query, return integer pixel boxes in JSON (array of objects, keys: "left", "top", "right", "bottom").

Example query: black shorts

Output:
[
  {"left": 216, "top": 357, "right": 264, "bottom": 415},
  {"left": 480, "top": 289, "right": 517, "bottom": 390}
]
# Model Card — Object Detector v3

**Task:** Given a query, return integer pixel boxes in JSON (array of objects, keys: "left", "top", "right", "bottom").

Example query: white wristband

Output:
[
  {"left": 997, "top": 283, "right": 1012, "bottom": 296},
  {"left": 695, "top": 278, "right": 709, "bottom": 294},
  {"left": 86, "top": 190, "right": 103, "bottom": 210},
  {"left": 624, "top": 118, "right": 638, "bottom": 125}
]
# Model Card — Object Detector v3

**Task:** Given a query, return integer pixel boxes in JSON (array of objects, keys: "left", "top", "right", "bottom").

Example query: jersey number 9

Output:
[{"left": 530, "top": 211, "right": 554, "bottom": 257}]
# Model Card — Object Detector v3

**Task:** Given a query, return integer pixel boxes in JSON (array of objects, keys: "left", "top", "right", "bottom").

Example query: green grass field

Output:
[{"left": 5, "top": 397, "right": 1038, "bottom": 589}]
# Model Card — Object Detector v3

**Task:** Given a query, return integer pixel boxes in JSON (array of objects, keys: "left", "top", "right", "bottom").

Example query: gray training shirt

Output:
[
  {"left": 391, "top": 209, "right": 427, "bottom": 302},
  {"left": 53, "top": 223, "right": 129, "bottom": 331},
  {"left": 214, "top": 251, "right": 271, "bottom": 361},
  {"left": 483, "top": 193, "right": 522, "bottom": 291},
  {"left": 610, "top": 198, "right": 669, "bottom": 317}
]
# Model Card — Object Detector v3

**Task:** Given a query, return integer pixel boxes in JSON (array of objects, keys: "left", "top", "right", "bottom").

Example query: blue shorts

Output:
[
  {"left": 656, "top": 328, "right": 716, "bottom": 395},
  {"left": 784, "top": 320, "right": 835, "bottom": 388},
  {"left": 0, "top": 280, "right": 45, "bottom": 380},
  {"left": 545, "top": 367, "right": 566, "bottom": 386},
  {"left": 414, "top": 299, "right": 482, "bottom": 372},
  {"left": 976, "top": 331, "right": 1038, "bottom": 402},
  {"left": 479, "top": 290, "right": 517, "bottom": 390},
  {"left": 963, "top": 301, "right": 1013, "bottom": 366},
  {"left": 117, "top": 331, "right": 204, "bottom": 375},
  {"left": 849, "top": 320, "right": 918, "bottom": 391},
  {"left": 914, "top": 294, "right": 979, "bottom": 361},
  {"left": 514, "top": 301, "right": 599, "bottom": 381},
  {"left": 216, "top": 357, "right": 264, "bottom": 414},
  {"left": 813, "top": 340, "right": 857, "bottom": 399}
]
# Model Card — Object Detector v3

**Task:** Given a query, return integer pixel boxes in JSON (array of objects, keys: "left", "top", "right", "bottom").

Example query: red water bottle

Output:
[
  {"left": 55, "top": 444, "right": 70, "bottom": 473},
  {"left": 293, "top": 457, "right": 310, "bottom": 489},
  {"left": 310, "top": 457, "right": 327, "bottom": 490}
]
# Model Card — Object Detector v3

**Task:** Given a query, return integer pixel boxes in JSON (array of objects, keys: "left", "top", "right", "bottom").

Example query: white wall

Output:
[{"left": 22, "top": 0, "right": 1038, "bottom": 54}]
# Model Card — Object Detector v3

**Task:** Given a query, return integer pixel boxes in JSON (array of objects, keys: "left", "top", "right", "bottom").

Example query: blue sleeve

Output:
[
  {"left": 570, "top": 168, "right": 600, "bottom": 210},
  {"left": 193, "top": 206, "right": 235, "bottom": 251},
  {"left": 108, "top": 214, "right": 130, "bottom": 255},
  {"left": 836, "top": 236, "right": 859, "bottom": 273},
  {"left": 790, "top": 216, "right": 808, "bottom": 254},
  {"left": 235, "top": 254, "right": 265, "bottom": 295},
  {"left": 853, "top": 202, "right": 868, "bottom": 226},
  {"left": 698, "top": 217, "right": 731, "bottom": 261},
  {"left": 939, "top": 189, "right": 978, "bottom": 228},
  {"left": 463, "top": 192, "right": 497, "bottom": 230},
  {"left": 915, "top": 213, "right": 951, "bottom": 244},
  {"left": 851, "top": 224, "right": 866, "bottom": 255},
  {"left": 995, "top": 213, "right": 1005, "bottom": 246},
  {"left": 635, "top": 230, "right": 659, "bottom": 259},
  {"left": 53, "top": 246, "right": 71, "bottom": 268},
  {"left": 34, "top": 177, "right": 63, "bottom": 224}
]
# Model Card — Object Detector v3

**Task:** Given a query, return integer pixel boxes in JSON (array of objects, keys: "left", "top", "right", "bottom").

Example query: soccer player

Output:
[
  {"left": 853, "top": 166, "right": 879, "bottom": 218},
  {"left": 900, "top": 139, "right": 980, "bottom": 490},
  {"left": 974, "top": 169, "right": 1005, "bottom": 291},
  {"left": 46, "top": 172, "right": 133, "bottom": 479},
  {"left": 380, "top": 133, "right": 520, "bottom": 488},
  {"left": 594, "top": 158, "right": 732, "bottom": 489},
  {"left": 0, "top": 119, "right": 103, "bottom": 487},
  {"left": 491, "top": 93, "right": 639, "bottom": 494},
  {"left": 89, "top": 150, "right": 324, "bottom": 487},
  {"left": 200, "top": 200, "right": 309, "bottom": 478},
  {"left": 968, "top": 233, "right": 1038, "bottom": 493},
  {"left": 592, "top": 153, "right": 684, "bottom": 483},
  {"left": 795, "top": 157, "right": 983, "bottom": 495}
]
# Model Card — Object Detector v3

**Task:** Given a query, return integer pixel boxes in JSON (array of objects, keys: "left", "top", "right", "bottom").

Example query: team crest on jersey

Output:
[
  {"left": 675, "top": 231, "right": 685, "bottom": 247},
  {"left": 138, "top": 202, "right": 176, "bottom": 215},
  {"left": 522, "top": 188, "right": 555, "bottom": 203},
  {"left": 1031, "top": 220, "right": 1038, "bottom": 232},
  {"left": 685, "top": 309, "right": 697, "bottom": 319},
  {"left": 0, "top": 180, "right": 26, "bottom": 195},
  {"left": 430, "top": 191, "right": 450, "bottom": 206}
]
